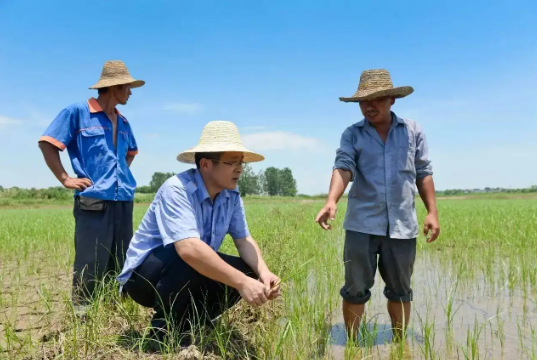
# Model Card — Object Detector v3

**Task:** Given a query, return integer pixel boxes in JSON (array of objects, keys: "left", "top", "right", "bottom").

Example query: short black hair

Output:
[
  {"left": 98, "top": 87, "right": 110, "bottom": 95},
  {"left": 195, "top": 152, "right": 223, "bottom": 169}
]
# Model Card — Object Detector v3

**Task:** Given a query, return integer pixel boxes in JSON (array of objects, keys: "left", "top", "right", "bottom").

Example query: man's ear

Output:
[
  {"left": 390, "top": 97, "right": 396, "bottom": 105},
  {"left": 199, "top": 158, "right": 212, "bottom": 171}
]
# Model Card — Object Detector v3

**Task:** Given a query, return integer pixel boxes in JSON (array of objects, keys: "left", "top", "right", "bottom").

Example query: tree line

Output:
[{"left": 136, "top": 165, "right": 298, "bottom": 197}]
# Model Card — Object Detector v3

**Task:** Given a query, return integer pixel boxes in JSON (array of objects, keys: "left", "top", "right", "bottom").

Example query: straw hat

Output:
[
  {"left": 177, "top": 121, "right": 265, "bottom": 164},
  {"left": 339, "top": 69, "right": 413, "bottom": 102},
  {"left": 89, "top": 60, "right": 145, "bottom": 89}
]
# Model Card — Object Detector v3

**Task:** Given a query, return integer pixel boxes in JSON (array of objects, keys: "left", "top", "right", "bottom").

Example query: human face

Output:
[
  {"left": 359, "top": 96, "right": 395, "bottom": 125},
  {"left": 204, "top": 152, "right": 245, "bottom": 190},
  {"left": 112, "top": 84, "right": 132, "bottom": 105}
]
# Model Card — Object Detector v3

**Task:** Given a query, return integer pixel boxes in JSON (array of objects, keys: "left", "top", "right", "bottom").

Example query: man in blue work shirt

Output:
[
  {"left": 315, "top": 69, "right": 441, "bottom": 341},
  {"left": 38, "top": 60, "right": 144, "bottom": 314},
  {"left": 117, "top": 120, "right": 281, "bottom": 347}
]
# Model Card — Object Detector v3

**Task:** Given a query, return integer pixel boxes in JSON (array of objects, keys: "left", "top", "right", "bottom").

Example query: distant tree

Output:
[
  {"left": 263, "top": 167, "right": 281, "bottom": 196},
  {"left": 135, "top": 185, "right": 153, "bottom": 193},
  {"left": 238, "top": 164, "right": 260, "bottom": 196},
  {"left": 149, "top": 172, "right": 176, "bottom": 192},
  {"left": 279, "top": 167, "right": 297, "bottom": 197},
  {"left": 0, "top": 185, "right": 3, "bottom": 192},
  {"left": 261, "top": 167, "right": 298, "bottom": 196}
]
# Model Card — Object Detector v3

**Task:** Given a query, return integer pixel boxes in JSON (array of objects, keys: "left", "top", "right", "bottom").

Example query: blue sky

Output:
[{"left": 1, "top": 0, "right": 536, "bottom": 195}]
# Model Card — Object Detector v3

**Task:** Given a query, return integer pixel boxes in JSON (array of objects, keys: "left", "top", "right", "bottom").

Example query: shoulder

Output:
[
  {"left": 340, "top": 120, "right": 363, "bottom": 136},
  {"left": 54, "top": 101, "right": 88, "bottom": 119},
  {"left": 155, "top": 171, "right": 190, "bottom": 200},
  {"left": 230, "top": 191, "right": 243, "bottom": 206},
  {"left": 66, "top": 101, "right": 90, "bottom": 114},
  {"left": 399, "top": 117, "right": 424, "bottom": 134}
]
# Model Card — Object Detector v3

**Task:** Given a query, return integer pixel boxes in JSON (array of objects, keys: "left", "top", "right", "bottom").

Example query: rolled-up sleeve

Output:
[
  {"left": 38, "top": 108, "right": 76, "bottom": 151},
  {"left": 155, "top": 184, "right": 200, "bottom": 246},
  {"left": 228, "top": 196, "right": 250, "bottom": 240},
  {"left": 333, "top": 127, "right": 357, "bottom": 181},
  {"left": 414, "top": 124, "right": 433, "bottom": 179}
]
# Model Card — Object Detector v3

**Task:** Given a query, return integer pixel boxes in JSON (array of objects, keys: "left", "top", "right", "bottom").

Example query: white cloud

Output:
[
  {"left": 242, "top": 131, "right": 325, "bottom": 152},
  {"left": 163, "top": 102, "right": 203, "bottom": 114},
  {"left": 147, "top": 133, "right": 159, "bottom": 139},
  {"left": 0, "top": 115, "right": 21, "bottom": 126}
]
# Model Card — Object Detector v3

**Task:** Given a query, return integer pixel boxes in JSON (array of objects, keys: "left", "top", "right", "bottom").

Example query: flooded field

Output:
[
  {"left": 0, "top": 197, "right": 536, "bottom": 359},
  {"left": 328, "top": 253, "right": 537, "bottom": 359}
]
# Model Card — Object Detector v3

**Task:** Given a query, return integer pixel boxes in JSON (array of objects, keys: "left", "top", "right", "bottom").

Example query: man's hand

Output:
[
  {"left": 238, "top": 277, "right": 269, "bottom": 307},
  {"left": 259, "top": 271, "right": 281, "bottom": 300},
  {"left": 423, "top": 212, "right": 440, "bottom": 243},
  {"left": 315, "top": 201, "right": 337, "bottom": 230},
  {"left": 62, "top": 177, "right": 92, "bottom": 191}
]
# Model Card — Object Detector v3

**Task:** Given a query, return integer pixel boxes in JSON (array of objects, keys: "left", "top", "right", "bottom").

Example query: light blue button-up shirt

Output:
[
  {"left": 117, "top": 168, "right": 250, "bottom": 286},
  {"left": 334, "top": 112, "right": 433, "bottom": 239}
]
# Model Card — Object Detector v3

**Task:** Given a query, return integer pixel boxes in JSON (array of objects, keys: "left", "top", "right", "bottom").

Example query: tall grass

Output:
[{"left": 0, "top": 197, "right": 536, "bottom": 359}]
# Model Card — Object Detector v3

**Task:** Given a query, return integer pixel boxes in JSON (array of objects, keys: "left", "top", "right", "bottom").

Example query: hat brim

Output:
[
  {"left": 339, "top": 86, "right": 413, "bottom": 102},
  {"left": 89, "top": 78, "right": 145, "bottom": 90},
  {"left": 176, "top": 143, "right": 265, "bottom": 164}
]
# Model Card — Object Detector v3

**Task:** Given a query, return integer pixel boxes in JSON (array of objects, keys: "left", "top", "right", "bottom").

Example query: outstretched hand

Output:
[
  {"left": 315, "top": 202, "right": 337, "bottom": 230},
  {"left": 423, "top": 212, "right": 440, "bottom": 243}
]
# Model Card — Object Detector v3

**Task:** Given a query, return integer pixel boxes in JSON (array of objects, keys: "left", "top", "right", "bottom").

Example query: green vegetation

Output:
[
  {"left": 133, "top": 166, "right": 299, "bottom": 197},
  {"left": 0, "top": 195, "right": 536, "bottom": 359}
]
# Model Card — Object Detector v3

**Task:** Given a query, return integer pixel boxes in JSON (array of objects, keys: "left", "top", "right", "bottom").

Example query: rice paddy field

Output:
[{"left": 1, "top": 195, "right": 536, "bottom": 359}]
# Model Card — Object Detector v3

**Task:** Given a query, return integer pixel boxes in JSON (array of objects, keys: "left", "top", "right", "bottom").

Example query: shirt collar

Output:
[
  {"left": 87, "top": 98, "right": 127, "bottom": 123},
  {"left": 192, "top": 168, "right": 231, "bottom": 203},
  {"left": 356, "top": 111, "right": 403, "bottom": 128}
]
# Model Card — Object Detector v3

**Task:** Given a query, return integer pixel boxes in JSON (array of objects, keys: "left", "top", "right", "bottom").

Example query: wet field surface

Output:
[{"left": 327, "top": 253, "right": 537, "bottom": 359}]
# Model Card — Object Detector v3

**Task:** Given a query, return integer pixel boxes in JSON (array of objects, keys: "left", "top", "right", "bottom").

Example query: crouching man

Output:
[{"left": 117, "top": 120, "right": 281, "bottom": 345}]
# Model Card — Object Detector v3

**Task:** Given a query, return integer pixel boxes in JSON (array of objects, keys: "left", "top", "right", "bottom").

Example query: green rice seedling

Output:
[
  {"left": 415, "top": 309, "right": 438, "bottom": 360},
  {"left": 1, "top": 196, "right": 537, "bottom": 359}
]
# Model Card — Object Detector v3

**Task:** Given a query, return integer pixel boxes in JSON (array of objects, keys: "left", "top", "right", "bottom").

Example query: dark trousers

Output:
[
  {"left": 124, "top": 245, "right": 255, "bottom": 337},
  {"left": 72, "top": 196, "right": 134, "bottom": 305}
]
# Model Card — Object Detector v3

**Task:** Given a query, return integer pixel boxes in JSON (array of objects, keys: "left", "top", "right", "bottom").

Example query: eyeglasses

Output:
[{"left": 212, "top": 160, "right": 246, "bottom": 168}]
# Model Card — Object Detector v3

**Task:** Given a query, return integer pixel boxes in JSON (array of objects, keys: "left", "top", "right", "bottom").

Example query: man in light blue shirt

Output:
[
  {"left": 118, "top": 121, "right": 281, "bottom": 347},
  {"left": 315, "top": 69, "right": 440, "bottom": 341}
]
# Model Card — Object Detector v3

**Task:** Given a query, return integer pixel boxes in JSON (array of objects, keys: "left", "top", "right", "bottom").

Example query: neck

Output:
[
  {"left": 199, "top": 172, "right": 223, "bottom": 201},
  {"left": 96, "top": 95, "right": 118, "bottom": 115},
  {"left": 369, "top": 113, "right": 393, "bottom": 131}
]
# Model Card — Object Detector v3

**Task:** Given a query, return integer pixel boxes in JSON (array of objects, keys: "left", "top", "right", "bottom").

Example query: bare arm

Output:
[
  {"left": 416, "top": 175, "right": 440, "bottom": 242},
  {"left": 316, "top": 126, "right": 356, "bottom": 230},
  {"left": 174, "top": 238, "right": 270, "bottom": 306},
  {"left": 416, "top": 175, "right": 437, "bottom": 215},
  {"left": 175, "top": 238, "right": 248, "bottom": 288},
  {"left": 38, "top": 141, "right": 91, "bottom": 190},
  {"left": 126, "top": 154, "right": 135, "bottom": 167},
  {"left": 315, "top": 169, "right": 352, "bottom": 230},
  {"left": 233, "top": 235, "right": 270, "bottom": 276},
  {"left": 327, "top": 168, "right": 352, "bottom": 204}
]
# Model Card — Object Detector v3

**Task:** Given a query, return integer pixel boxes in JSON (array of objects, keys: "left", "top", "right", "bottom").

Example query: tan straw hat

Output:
[
  {"left": 339, "top": 69, "right": 413, "bottom": 102},
  {"left": 89, "top": 60, "right": 145, "bottom": 89},
  {"left": 177, "top": 121, "right": 265, "bottom": 164}
]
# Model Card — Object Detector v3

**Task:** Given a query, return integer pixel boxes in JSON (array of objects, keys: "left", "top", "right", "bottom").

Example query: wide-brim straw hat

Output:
[
  {"left": 89, "top": 60, "right": 145, "bottom": 89},
  {"left": 177, "top": 120, "right": 265, "bottom": 164},
  {"left": 339, "top": 69, "right": 413, "bottom": 102}
]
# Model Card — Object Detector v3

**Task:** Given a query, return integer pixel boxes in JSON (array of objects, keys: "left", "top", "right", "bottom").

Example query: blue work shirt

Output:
[
  {"left": 334, "top": 112, "right": 433, "bottom": 239},
  {"left": 39, "top": 98, "right": 139, "bottom": 201},
  {"left": 116, "top": 168, "right": 250, "bottom": 287}
]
